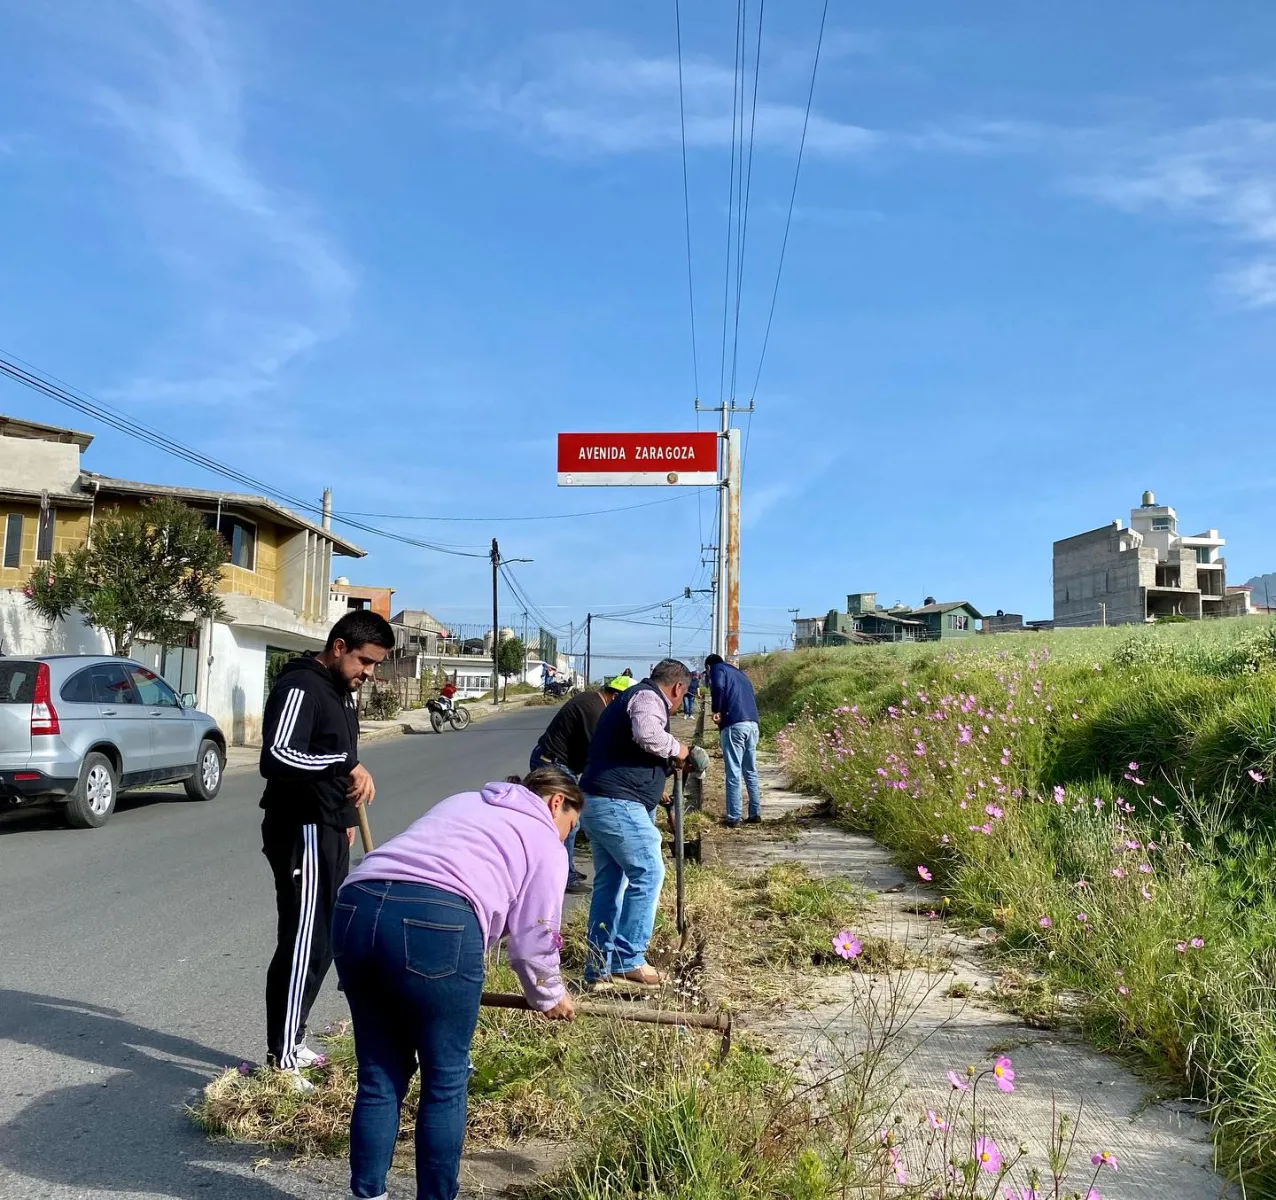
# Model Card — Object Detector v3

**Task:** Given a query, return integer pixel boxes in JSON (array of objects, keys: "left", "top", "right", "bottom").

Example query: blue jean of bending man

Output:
[
  {"left": 579, "top": 795, "right": 665, "bottom": 981},
  {"left": 722, "top": 720, "right": 761, "bottom": 823}
]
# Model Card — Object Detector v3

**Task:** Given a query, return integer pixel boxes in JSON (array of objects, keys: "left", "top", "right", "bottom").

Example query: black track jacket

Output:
[{"left": 259, "top": 655, "right": 360, "bottom": 829}]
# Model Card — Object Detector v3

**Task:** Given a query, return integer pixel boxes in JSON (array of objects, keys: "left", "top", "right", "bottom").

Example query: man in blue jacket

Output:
[{"left": 704, "top": 653, "right": 761, "bottom": 827}]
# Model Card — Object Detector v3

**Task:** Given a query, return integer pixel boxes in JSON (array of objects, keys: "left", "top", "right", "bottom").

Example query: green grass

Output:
[{"left": 756, "top": 617, "right": 1276, "bottom": 1191}]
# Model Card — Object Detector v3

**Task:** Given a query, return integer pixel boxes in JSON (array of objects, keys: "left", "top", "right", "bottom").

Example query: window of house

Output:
[
  {"left": 949, "top": 613, "right": 969, "bottom": 631},
  {"left": 1151, "top": 517, "right": 1172, "bottom": 531},
  {"left": 3, "top": 514, "right": 21, "bottom": 570},
  {"left": 36, "top": 506, "right": 55, "bottom": 561},
  {"left": 204, "top": 512, "right": 256, "bottom": 570},
  {"left": 1196, "top": 547, "right": 1212, "bottom": 564}
]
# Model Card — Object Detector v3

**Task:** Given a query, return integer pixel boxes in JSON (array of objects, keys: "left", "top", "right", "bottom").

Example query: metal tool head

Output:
[{"left": 687, "top": 745, "right": 711, "bottom": 780}]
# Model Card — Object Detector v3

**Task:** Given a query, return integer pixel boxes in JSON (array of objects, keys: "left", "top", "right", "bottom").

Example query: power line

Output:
[
  {"left": 728, "top": 0, "right": 765, "bottom": 405},
  {"left": 717, "top": 0, "right": 747, "bottom": 404},
  {"left": 674, "top": 0, "right": 701, "bottom": 404},
  {"left": 336, "top": 493, "right": 693, "bottom": 523},
  {"left": 747, "top": 0, "right": 830, "bottom": 410},
  {"left": 0, "top": 351, "right": 492, "bottom": 559}
]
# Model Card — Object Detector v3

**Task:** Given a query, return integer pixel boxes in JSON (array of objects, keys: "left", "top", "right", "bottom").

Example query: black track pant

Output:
[{"left": 263, "top": 817, "right": 350, "bottom": 1069}]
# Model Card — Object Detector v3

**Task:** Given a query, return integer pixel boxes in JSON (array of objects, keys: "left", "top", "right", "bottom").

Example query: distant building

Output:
[
  {"left": 982, "top": 611, "right": 1026, "bottom": 635},
  {"left": 792, "top": 614, "right": 826, "bottom": 648},
  {"left": 1053, "top": 491, "right": 1239, "bottom": 627},
  {"left": 330, "top": 578, "right": 394, "bottom": 621},
  {"left": 796, "top": 590, "right": 983, "bottom": 646}
]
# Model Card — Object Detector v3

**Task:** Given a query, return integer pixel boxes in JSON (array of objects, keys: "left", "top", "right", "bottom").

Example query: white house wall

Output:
[{"left": 0, "top": 589, "right": 111, "bottom": 657}]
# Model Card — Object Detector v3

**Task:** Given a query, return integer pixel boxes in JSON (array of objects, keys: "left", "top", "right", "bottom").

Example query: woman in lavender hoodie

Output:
[{"left": 334, "top": 767, "right": 580, "bottom": 1200}]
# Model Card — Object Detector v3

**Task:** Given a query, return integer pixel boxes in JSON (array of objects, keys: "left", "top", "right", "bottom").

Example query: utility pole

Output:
[
  {"left": 696, "top": 400, "right": 750, "bottom": 663},
  {"left": 490, "top": 539, "right": 501, "bottom": 705},
  {"left": 661, "top": 602, "right": 674, "bottom": 658},
  {"left": 788, "top": 607, "right": 800, "bottom": 649},
  {"left": 585, "top": 613, "right": 592, "bottom": 687}
]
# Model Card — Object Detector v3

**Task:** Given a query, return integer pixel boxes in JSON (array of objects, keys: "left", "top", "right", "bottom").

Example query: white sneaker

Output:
[
  {"left": 274, "top": 1066, "right": 315, "bottom": 1094},
  {"left": 292, "top": 1040, "right": 327, "bottom": 1068}
]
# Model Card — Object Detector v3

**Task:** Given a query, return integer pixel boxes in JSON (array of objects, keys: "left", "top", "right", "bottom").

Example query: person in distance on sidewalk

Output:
[
  {"left": 529, "top": 674, "right": 633, "bottom": 893},
  {"left": 335, "top": 767, "right": 579, "bottom": 1200},
  {"left": 259, "top": 610, "right": 395, "bottom": 1090},
  {"left": 704, "top": 653, "right": 762, "bottom": 828},
  {"left": 578, "top": 659, "right": 690, "bottom": 987}
]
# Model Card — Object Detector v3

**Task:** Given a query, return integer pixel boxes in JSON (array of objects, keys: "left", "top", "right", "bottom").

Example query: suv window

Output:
[
  {"left": 128, "top": 665, "right": 181, "bottom": 708},
  {"left": 62, "top": 664, "right": 138, "bottom": 705},
  {"left": 0, "top": 662, "right": 37, "bottom": 703}
]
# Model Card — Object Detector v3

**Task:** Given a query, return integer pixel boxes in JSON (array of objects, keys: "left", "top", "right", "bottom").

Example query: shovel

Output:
[{"left": 480, "top": 990, "right": 732, "bottom": 1059}]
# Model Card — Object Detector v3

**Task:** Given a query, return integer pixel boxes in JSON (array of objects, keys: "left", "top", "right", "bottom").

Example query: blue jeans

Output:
[
  {"left": 722, "top": 720, "right": 761, "bottom": 823},
  {"left": 334, "top": 880, "right": 485, "bottom": 1200},
  {"left": 681, "top": 691, "right": 695, "bottom": 716},
  {"left": 530, "top": 750, "right": 583, "bottom": 882},
  {"left": 579, "top": 795, "right": 665, "bottom": 981}
]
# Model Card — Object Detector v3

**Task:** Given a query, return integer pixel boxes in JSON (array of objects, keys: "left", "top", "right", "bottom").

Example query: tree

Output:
[
  {"left": 497, "top": 636, "right": 527, "bottom": 701},
  {"left": 25, "top": 497, "right": 228, "bottom": 656}
]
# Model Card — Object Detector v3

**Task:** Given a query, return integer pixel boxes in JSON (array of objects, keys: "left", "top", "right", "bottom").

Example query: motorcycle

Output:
[
  {"left": 543, "top": 676, "right": 575, "bottom": 700},
  {"left": 427, "top": 697, "right": 471, "bottom": 732}
]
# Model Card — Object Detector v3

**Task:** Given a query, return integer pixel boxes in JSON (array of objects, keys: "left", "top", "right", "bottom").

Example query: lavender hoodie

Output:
[{"left": 341, "top": 781, "right": 567, "bottom": 1009}]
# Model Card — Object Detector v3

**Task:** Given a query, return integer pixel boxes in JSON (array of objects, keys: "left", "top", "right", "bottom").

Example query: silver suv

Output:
[{"left": 0, "top": 655, "right": 226, "bottom": 828}]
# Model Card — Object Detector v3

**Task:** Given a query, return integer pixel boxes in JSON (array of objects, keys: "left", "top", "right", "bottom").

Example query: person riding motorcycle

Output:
[{"left": 437, "top": 680, "right": 458, "bottom": 714}]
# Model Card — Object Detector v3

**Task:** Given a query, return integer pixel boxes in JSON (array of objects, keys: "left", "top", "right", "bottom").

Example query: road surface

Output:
[{"left": 0, "top": 706, "right": 551, "bottom": 1199}]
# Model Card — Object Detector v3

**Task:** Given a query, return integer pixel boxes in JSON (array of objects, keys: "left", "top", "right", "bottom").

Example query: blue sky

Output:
[{"left": 2, "top": 0, "right": 1275, "bottom": 667}]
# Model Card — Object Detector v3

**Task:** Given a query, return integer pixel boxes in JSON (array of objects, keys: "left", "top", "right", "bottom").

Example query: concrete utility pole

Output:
[
  {"left": 490, "top": 539, "right": 501, "bottom": 705},
  {"left": 788, "top": 607, "right": 800, "bottom": 648},
  {"left": 585, "top": 613, "right": 592, "bottom": 687},
  {"left": 661, "top": 602, "right": 674, "bottom": 658},
  {"left": 696, "top": 400, "right": 751, "bottom": 662}
]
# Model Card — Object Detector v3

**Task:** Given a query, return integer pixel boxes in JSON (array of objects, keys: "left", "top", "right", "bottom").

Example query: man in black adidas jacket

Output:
[{"left": 259, "top": 610, "right": 395, "bottom": 1083}]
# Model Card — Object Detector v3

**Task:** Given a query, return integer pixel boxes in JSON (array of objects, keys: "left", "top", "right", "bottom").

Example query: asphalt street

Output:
[{"left": 0, "top": 705, "right": 552, "bottom": 1199}]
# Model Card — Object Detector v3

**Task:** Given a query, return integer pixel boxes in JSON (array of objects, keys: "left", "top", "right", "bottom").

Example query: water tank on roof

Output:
[
  {"left": 924, "top": 596, "right": 936, "bottom": 606},
  {"left": 334, "top": 576, "right": 350, "bottom": 587},
  {"left": 1141, "top": 490, "right": 1156, "bottom": 507}
]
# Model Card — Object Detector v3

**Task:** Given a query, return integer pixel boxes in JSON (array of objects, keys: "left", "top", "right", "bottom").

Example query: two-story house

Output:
[{"left": 0, "top": 413, "right": 365, "bottom": 745}]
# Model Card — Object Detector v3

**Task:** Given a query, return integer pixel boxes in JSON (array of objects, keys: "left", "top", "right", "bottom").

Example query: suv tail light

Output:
[{"left": 31, "top": 662, "right": 60, "bottom": 736}]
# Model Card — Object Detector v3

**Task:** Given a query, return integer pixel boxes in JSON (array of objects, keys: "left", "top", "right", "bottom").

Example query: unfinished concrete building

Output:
[{"left": 1053, "top": 491, "right": 1233, "bottom": 627}]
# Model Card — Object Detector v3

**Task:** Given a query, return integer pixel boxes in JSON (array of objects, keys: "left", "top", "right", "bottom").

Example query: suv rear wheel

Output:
[
  {"left": 184, "top": 739, "right": 224, "bottom": 801},
  {"left": 66, "top": 752, "right": 118, "bottom": 829}
]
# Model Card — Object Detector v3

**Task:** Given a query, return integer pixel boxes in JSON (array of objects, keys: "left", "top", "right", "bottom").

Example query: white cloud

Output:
[
  {"left": 60, "top": 0, "right": 355, "bottom": 404},
  {"left": 436, "top": 32, "right": 878, "bottom": 158},
  {"left": 1069, "top": 117, "right": 1276, "bottom": 307}
]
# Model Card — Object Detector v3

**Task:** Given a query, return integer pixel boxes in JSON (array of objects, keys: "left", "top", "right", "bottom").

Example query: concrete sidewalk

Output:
[{"left": 714, "top": 759, "right": 1236, "bottom": 1200}]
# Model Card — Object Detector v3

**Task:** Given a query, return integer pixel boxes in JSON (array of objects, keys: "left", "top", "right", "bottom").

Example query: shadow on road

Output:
[
  {"left": 0, "top": 989, "right": 304, "bottom": 1198},
  {"left": 0, "top": 787, "right": 202, "bottom": 836}
]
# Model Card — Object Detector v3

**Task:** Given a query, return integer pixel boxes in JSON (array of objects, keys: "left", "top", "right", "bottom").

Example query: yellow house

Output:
[{"left": 0, "top": 413, "right": 365, "bottom": 745}]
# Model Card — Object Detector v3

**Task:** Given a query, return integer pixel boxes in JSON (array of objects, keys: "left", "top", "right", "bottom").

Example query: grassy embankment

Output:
[{"left": 754, "top": 617, "right": 1276, "bottom": 1188}]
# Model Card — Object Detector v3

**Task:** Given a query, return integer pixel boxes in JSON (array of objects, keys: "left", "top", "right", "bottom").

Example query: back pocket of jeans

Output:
[
  {"left": 332, "top": 902, "right": 357, "bottom": 959},
  {"left": 403, "top": 919, "right": 466, "bottom": 980}
]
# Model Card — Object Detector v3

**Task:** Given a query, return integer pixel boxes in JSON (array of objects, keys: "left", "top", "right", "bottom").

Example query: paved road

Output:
[{"left": 0, "top": 706, "right": 551, "bottom": 1199}]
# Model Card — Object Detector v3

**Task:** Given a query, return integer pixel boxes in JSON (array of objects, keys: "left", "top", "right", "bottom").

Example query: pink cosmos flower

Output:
[
  {"left": 1053, "top": 785, "right": 1066, "bottom": 804},
  {"left": 992, "top": 1056, "right": 1015, "bottom": 1092},
  {"left": 1005, "top": 1190, "right": 1040, "bottom": 1200},
  {"left": 1249, "top": 769, "right": 1266, "bottom": 784},
  {"left": 1038, "top": 915, "right": 1053, "bottom": 929},
  {"left": 1190, "top": 937, "right": 1205, "bottom": 949},
  {"left": 1085, "top": 1191, "right": 1103, "bottom": 1200},
  {"left": 926, "top": 1109, "right": 949, "bottom": 1132},
  {"left": 833, "top": 930, "right": 862, "bottom": 960},
  {"left": 974, "top": 1136, "right": 1003, "bottom": 1173},
  {"left": 1175, "top": 942, "right": 1188, "bottom": 953},
  {"left": 889, "top": 1147, "right": 907, "bottom": 1183},
  {"left": 1128, "top": 762, "right": 1139, "bottom": 772},
  {"left": 1137, "top": 863, "right": 1152, "bottom": 874},
  {"left": 947, "top": 1070, "right": 969, "bottom": 1091},
  {"left": 927, "top": 910, "right": 939, "bottom": 920},
  {"left": 985, "top": 804, "right": 1003, "bottom": 819},
  {"left": 1118, "top": 985, "right": 1130, "bottom": 996},
  {"left": 1111, "top": 868, "right": 1126, "bottom": 879},
  {"left": 1091, "top": 1151, "right": 1119, "bottom": 1171},
  {"left": 917, "top": 865, "right": 933, "bottom": 882},
  {"left": 1140, "top": 884, "right": 1153, "bottom": 901},
  {"left": 1076, "top": 912, "right": 1089, "bottom": 923}
]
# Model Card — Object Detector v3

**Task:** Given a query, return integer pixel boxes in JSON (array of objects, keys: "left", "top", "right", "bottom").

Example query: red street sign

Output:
[{"left": 557, "top": 431, "right": 719, "bottom": 486}]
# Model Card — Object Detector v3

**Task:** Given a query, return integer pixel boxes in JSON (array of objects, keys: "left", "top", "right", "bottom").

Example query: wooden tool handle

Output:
[
  {"left": 355, "top": 803, "right": 374, "bottom": 854},
  {"left": 479, "top": 990, "right": 729, "bottom": 1034}
]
